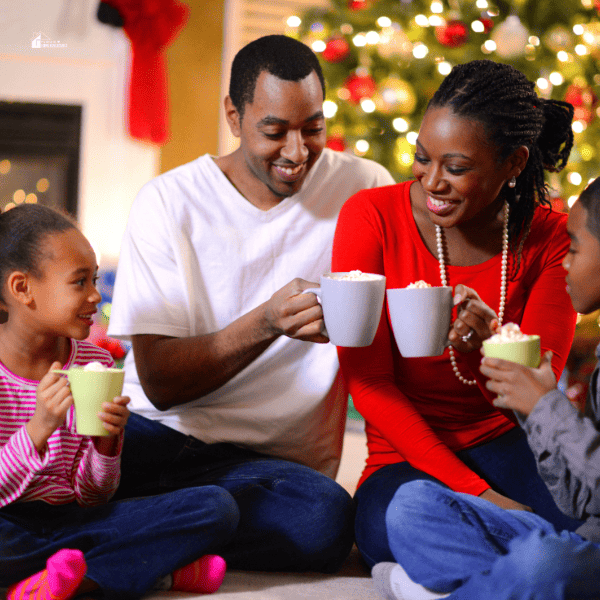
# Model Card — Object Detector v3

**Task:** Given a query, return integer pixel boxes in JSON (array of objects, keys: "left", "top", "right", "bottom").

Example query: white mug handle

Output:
[
  {"left": 301, "top": 287, "right": 321, "bottom": 300},
  {"left": 300, "top": 287, "right": 329, "bottom": 340}
]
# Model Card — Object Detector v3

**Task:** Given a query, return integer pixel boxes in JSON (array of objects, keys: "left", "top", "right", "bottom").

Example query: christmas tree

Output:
[{"left": 288, "top": 0, "right": 600, "bottom": 211}]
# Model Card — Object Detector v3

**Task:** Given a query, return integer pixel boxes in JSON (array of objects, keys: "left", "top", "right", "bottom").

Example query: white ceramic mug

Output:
[
  {"left": 303, "top": 272, "right": 386, "bottom": 347},
  {"left": 387, "top": 286, "right": 453, "bottom": 357}
]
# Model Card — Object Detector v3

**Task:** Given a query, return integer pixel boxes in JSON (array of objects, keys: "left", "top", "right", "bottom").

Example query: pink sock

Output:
[
  {"left": 7, "top": 549, "right": 87, "bottom": 600},
  {"left": 171, "top": 555, "right": 227, "bottom": 594}
]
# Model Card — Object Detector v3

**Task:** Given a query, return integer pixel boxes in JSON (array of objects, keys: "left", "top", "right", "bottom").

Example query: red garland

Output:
[
  {"left": 435, "top": 20, "right": 469, "bottom": 48},
  {"left": 102, "top": 0, "right": 189, "bottom": 145}
]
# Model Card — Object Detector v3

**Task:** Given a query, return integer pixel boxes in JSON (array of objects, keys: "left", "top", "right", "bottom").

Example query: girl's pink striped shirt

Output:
[{"left": 0, "top": 340, "right": 122, "bottom": 507}]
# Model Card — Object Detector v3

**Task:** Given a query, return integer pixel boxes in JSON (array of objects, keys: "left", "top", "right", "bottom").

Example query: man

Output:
[{"left": 108, "top": 35, "right": 395, "bottom": 572}]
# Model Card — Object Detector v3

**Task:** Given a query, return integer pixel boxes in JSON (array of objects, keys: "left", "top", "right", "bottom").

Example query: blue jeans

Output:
[
  {"left": 112, "top": 413, "right": 355, "bottom": 573},
  {"left": 354, "top": 426, "right": 582, "bottom": 568},
  {"left": 0, "top": 486, "right": 239, "bottom": 599},
  {"left": 386, "top": 480, "right": 600, "bottom": 599}
]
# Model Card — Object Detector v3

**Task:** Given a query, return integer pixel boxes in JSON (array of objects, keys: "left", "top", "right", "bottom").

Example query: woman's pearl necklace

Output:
[{"left": 435, "top": 202, "right": 509, "bottom": 386}]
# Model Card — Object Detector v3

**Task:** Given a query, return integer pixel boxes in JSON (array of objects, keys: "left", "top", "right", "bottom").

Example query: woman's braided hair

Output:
[{"left": 429, "top": 60, "right": 574, "bottom": 276}]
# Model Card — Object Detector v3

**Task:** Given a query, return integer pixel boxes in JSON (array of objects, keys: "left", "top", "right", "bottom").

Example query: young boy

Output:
[{"left": 372, "top": 178, "right": 600, "bottom": 600}]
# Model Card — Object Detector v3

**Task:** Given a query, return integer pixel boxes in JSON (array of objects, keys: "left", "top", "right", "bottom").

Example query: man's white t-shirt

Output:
[{"left": 108, "top": 149, "right": 394, "bottom": 477}]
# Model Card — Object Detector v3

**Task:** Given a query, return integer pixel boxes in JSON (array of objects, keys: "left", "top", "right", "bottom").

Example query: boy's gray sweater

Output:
[{"left": 520, "top": 343, "right": 600, "bottom": 542}]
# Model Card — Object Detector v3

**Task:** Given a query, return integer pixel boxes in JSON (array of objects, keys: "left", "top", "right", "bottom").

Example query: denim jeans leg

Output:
[
  {"left": 457, "top": 427, "right": 583, "bottom": 532},
  {"left": 354, "top": 462, "right": 443, "bottom": 568},
  {"left": 200, "top": 458, "right": 355, "bottom": 573},
  {"left": 112, "top": 412, "right": 190, "bottom": 499},
  {"left": 81, "top": 487, "right": 240, "bottom": 598},
  {"left": 385, "top": 480, "right": 564, "bottom": 595},
  {"left": 0, "top": 487, "right": 239, "bottom": 598},
  {"left": 447, "top": 530, "right": 600, "bottom": 600},
  {"left": 114, "top": 413, "right": 355, "bottom": 573}
]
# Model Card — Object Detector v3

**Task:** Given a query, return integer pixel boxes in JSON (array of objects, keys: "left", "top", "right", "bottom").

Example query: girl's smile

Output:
[{"left": 26, "top": 228, "right": 102, "bottom": 340}]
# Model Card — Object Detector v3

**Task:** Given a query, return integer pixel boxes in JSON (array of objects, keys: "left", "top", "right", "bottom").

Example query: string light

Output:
[
  {"left": 361, "top": 99, "right": 376, "bottom": 113},
  {"left": 392, "top": 117, "right": 409, "bottom": 132},
  {"left": 355, "top": 140, "right": 369, "bottom": 154},
  {"left": 287, "top": 16, "right": 301, "bottom": 27},
  {"left": 568, "top": 172, "right": 583, "bottom": 185},
  {"left": 413, "top": 43, "right": 429, "bottom": 58},
  {"left": 323, "top": 101, "right": 338, "bottom": 118}
]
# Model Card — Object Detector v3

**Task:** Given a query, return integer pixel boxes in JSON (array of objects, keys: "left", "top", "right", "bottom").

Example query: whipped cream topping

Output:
[
  {"left": 337, "top": 270, "right": 380, "bottom": 281},
  {"left": 83, "top": 361, "right": 109, "bottom": 372},
  {"left": 487, "top": 322, "right": 532, "bottom": 344},
  {"left": 407, "top": 280, "right": 432, "bottom": 289}
]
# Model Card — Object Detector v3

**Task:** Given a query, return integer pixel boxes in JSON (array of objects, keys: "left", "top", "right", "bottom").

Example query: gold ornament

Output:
[{"left": 374, "top": 77, "right": 417, "bottom": 115}]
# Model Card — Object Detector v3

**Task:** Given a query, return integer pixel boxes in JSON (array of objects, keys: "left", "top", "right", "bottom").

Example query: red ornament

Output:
[
  {"left": 322, "top": 37, "right": 351, "bottom": 63},
  {"left": 565, "top": 84, "right": 598, "bottom": 124},
  {"left": 481, "top": 18, "right": 494, "bottom": 33},
  {"left": 565, "top": 84, "right": 597, "bottom": 108},
  {"left": 435, "top": 20, "right": 469, "bottom": 48},
  {"left": 326, "top": 136, "right": 346, "bottom": 152},
  {"left": 344, "top": 73, "right": 377, "bottom": 103},
  {"left": 348, "top": 0, "right": 368, "bottom": 9},
  {"left": 595, "top": 0, "right": 600, "bottom": 13}
]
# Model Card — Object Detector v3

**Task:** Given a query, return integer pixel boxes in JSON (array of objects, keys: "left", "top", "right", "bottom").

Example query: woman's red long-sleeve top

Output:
[{"left": 332, "top": 181, "right": 576, "bottom": 495}]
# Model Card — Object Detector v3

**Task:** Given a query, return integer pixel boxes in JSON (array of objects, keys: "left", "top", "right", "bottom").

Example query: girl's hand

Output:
[
  {"left": 92, "top": 396, "right": 130, "bottom": 457},
  {"left": 27, "top": 361, "right": 74, "bottom": 452},
  {"left": 480, "top": 351, "right": 557, "bottom": 416},
  {"left": 449, "top": 284, "right": 499, "bottom": 353}
]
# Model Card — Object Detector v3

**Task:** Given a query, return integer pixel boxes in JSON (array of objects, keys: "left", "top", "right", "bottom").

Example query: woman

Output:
[{"left": 332, "top": 59, "right": 581, "bottom": 567}]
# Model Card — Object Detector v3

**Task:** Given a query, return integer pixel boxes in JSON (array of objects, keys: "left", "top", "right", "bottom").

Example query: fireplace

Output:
[{"left": 0, "top": 101, "right": 81, "bottom": 215}]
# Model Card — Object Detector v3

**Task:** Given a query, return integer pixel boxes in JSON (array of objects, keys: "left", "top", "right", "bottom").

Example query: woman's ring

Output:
[{"left": 461, "top": 329, "right": 474, "bottom": 343}]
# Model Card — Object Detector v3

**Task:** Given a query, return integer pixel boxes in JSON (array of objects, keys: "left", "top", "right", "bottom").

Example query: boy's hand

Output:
[
  {"left": 480, "top": 351, "right": 557, "bottom": 416},
  {"left": 93, "top": 396, "right": 130, "bottom": 457},
  {"left": 27, "top": 361, "right": 74, "bottom": 452}
]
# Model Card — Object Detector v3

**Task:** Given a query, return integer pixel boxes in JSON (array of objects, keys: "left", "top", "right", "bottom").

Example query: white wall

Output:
[{"left": 0, "top": 0, "right": 159, "bottom": 265}]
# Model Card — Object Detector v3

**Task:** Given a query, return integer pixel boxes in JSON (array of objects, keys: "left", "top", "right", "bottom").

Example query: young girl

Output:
[
  {"left": 0, "top": 204, "right": 240, "bottom": 599},
  {"left": 374, "top": 178, "right": 600, "bottom": 599}
]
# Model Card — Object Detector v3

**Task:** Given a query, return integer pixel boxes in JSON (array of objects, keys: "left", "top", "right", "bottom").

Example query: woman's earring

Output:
[{"left": 508, "top": 176, "right": 517, "bottom": 188}]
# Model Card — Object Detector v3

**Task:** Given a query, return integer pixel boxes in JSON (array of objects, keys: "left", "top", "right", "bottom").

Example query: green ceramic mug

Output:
[
  {"left": 482, "top": 335, "right": 541, "bottom": 368},
  {"left": 53, "top": 368, "right": 125, "bottom": 436}
]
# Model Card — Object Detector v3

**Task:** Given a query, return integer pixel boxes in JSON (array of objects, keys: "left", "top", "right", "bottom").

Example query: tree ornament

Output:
[
  {"left": 378, "top": 26, "right": 413, "bottom": 59},
  {"left": 481, "top": 18, "right": 494, "bottom": 33},
  {"left": 326, "top": 135, "right": 347, "bottom": 152},
  {"left": 375, "top": 76, "right": 417, "bottom": 114},
  {"left": 322, "top": 36, "right": 351, "bottom": 63},
  {"left": 543, "top": 25, "right": 573, "bottom": 53},
  {"left": 344, "top": 73, "right": 377, "bottom": 103},
  {"left": 565, "top": 83, "right": 598, "bottom": 123},
  {"left": 348, "top": 0, "right": 368, "bottom": 10},
  {"left": 435, "top": 20, "right": 469, "bottom": 48},
  {"left": 491, "top": 15, "right": 529, "bottom": 58}
]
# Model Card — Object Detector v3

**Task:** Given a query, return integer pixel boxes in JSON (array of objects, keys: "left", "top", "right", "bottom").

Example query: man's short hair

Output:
[{"left": 229, "top": 35, "right": 326, "bottom": 120}]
